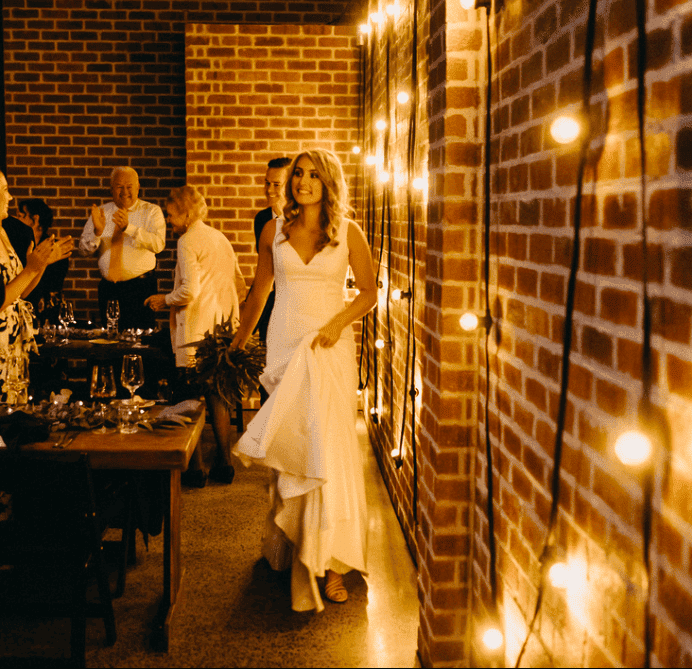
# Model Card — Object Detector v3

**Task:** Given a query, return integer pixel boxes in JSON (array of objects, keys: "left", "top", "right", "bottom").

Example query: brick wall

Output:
[
  {"left": 184, "top": 22, "right": 360, "bottom": 290},
  {"left": 472, "top": 0, "right": 692, "bottom": 666},
  {"left": 2, "top": 0, "right": 356, "bottom": 321}
]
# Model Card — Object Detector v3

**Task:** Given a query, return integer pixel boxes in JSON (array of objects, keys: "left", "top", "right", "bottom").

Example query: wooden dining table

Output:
[{"left": 21, "top": 405, "right": 206, "bottom": 652}]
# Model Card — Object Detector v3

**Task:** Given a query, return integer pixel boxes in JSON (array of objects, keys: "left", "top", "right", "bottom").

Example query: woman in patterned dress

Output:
[{"left": 0, "top": 171, "right": 72, "bottom": 402}]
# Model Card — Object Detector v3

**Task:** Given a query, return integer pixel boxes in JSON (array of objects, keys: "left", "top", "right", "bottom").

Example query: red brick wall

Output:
[
  {"left": 2, "top": 0, "right": 356, "bottom": 320},
  {"left": 184, "top": 23, "right": 360, "bottom": 289},
  {"left": 471, "top": 0, "right": 692, "bottom": 666}
]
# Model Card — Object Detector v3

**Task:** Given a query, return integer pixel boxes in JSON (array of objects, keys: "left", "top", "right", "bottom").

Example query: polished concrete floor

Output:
[{"left": 0, "top": 414, "right": 420, "bottom": 668}]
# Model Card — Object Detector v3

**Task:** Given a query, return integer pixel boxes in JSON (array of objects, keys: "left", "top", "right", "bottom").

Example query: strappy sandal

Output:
[{"left": 324, "top": 571, "right": 348, "bottom": 603}]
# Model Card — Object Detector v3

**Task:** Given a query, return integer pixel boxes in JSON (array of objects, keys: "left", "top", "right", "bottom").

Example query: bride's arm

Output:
[
  {"left": 231, "top": 219, "right": 276, "bottom": 349},
  {"left": 311, "top": 221, "right": 377, "bottom": 350}
]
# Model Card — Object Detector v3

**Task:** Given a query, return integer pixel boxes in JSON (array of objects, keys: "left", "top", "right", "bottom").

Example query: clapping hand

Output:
[
  {"left": 91, "top": 204, "right": 106, "bottom": 236},
  {"left": 113, "top": 208, "right": 129, "bottom": 232},
  {"left": 48, "top": 236, "right": 73, "bottom": 264},
  {"left": 25, "top": 235, "right": 55, "bottom": 272},
  {"left": 144, "top": 294, "right": 167, "bottom": 312}
]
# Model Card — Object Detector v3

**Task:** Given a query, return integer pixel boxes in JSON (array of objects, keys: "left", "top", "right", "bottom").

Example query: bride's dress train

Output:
[{"left": 233, "top": 218, "right": 367, "bottom": 612}]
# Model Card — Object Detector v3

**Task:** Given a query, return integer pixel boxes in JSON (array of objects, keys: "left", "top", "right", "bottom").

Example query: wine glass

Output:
[
  {"left": 106, "top": 300, "right": 120, "bottom": 338},
  {"left": 67, "top": 302, "right": 76, "bottom": 325},
  {"left": 90, "top": 363, "right": 117, "bottom": 433},
  {"left": 58, "top": 301, "right": 71, "bottom": 344},
  {"left": 121, "top": 354, "right": 144, "bottom": 404}
]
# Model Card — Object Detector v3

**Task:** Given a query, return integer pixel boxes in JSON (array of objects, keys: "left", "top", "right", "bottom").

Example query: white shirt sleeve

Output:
[
  {"left": 78, "top": 215, "right": 102, "bottom": 256},
  {"left": 165, "top": 234, "right": 200, "bottom": 306},
  {"left": 125, "top": 203, "right": 166, "bottom": 253}
]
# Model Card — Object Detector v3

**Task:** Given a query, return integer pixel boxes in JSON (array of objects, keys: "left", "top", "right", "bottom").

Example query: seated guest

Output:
[
  {"left": 17, "top": 198, "right": 70, "bottom": 318},
  {"left": 0, "top": 171, "right": 72, "bottom": 401},
  {"left": 78, "top": 166, "right": 165, "bottom": 330},
  {"left": 145, "top": 185, "right": 247, "bottom": 487}
]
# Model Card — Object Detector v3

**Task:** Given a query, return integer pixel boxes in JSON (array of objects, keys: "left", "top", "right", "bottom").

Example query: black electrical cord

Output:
[
  {"left": 634, "top": 2, "right": 654, "bottom": 666},
  {"left": 480, "top": 2, "right": 498, "bottom": 612},
  {"left": 515, "top": 0, "right": 599, "bottom": 664}
]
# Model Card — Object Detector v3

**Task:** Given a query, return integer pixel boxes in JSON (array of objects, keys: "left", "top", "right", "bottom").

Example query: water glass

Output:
[{"left": 117, "top": 401, "right": 140, "bottom": 434}]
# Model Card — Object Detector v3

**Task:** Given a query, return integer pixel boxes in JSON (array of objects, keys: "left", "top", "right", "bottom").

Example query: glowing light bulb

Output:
[
  {"left": 365, "top": 155, "right": 377, "bottom": 166},
  {"left": 357, "top": 388, "right": 363, "bottom": 396},
  {"left": 378, "top": 170, "right": 390, "bottom": 183},
  {"left": 359, "top": 23, "right": 371, "bottom": 35},
  {"left": 482, "top": 627, "right": 504, "bottom": 651},
  {"left": 548, "top": 562, "right": 569, "bottom": 589},
  {"left": 392, "top": 288, "right": 402, "bottom": 300},
  {"left": 386, "top": 3, "right": 399, "bottom": 16},
  {"left": 391, "top": 447, "right": 401, "bottom": 458},
  {"left": 459, "top": 312, "right": 479, "bottom": 331},
  {"left": 375, "top": 338, "right": 385, "bottom": 349},
  {"left": 412, "top": 177, "right": 427, "bottom": 191},
  {"left": 397, "top": 91, "right": 409, "bottom": 104},
  {"left": 370, "top": 11, "right": 384, "bottom": 26},
  {"left": 375, "top": 119, "right": 387, "bottom": 131},
  {"left": 614, "top": 430, "right": 653, "bottom": 466},
  {"left": 550, "top": 115, "right": 581, "bottom": 144},
  {"left": 352, "top": 145, "right": 361, "bottom": 154},
  {"left": 460, "top": 0, "right": 477, "bottom": 8},
  {"left": 370, "top": 407, "right": 378, "bottom": 415}
]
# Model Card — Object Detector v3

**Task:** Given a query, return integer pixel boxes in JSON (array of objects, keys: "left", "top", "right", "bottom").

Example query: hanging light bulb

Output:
[
  {"left": 352, "top": 145, "right": 361, "bottom": 154},
  {"left": 386, "top": 2, "right": 399, "bottom": 17},
  {"left": 359, "top": 23, "right": 371, "bottom": 35},
  {"left": 365, "top": 155, "right": 377, "bottom": 166},
  {"left": 392, "top": 288, "right": 402, "bottom": 300},
  {"left": 370, "top": 11, "right": 384, "bottom": 26},
  {"left": 482, "top": 627, "right": 504, "bottom": 651},
  {"left": 397, "top": 91, "right": 409, "bottom": 104},
  {"left": 459, "top": 312, "right": 480, "bottom": 331},
  {"left": 378, "top": 170, "right": 390, "bottom": 183},
  {"left": 459, "top": 0, "right": 477, "bottom": 8},
  {"left": 547, "top": 561, "right": 569, "bottom": 589},
  {"left": 357, "top": 388, "right": 363, "bottom": 396},
  {"left": 390, "top": 447, "right": 401, "bottom": 458},
  {"left": 614, "top": 429, "right": 653, "bottom": 466},
  {"left": 550, "top": 115, "right": 581, "bottom": 144},
  {"left": 412, "top": 176, "right": 427, "bottom": 191},
  {"left": 375, "top": 338, "right": 386, "bottom": 350},
  {"left": 375, "top": 118, "right": 387, "bottom": 131}
]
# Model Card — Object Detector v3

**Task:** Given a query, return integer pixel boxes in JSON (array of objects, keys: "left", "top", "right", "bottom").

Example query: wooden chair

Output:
[{"left": 0, "top": 451, "right": 117, "bottom": 667}]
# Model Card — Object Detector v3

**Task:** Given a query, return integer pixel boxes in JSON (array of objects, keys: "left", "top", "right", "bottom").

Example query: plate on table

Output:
[{"left": 111, "top": 397, "right": 156, "bottom": 409}]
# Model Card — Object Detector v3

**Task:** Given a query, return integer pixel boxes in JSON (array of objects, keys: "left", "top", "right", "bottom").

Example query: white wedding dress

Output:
[{"left": 234, "top": 217, "right": 368, "bottom": 612}]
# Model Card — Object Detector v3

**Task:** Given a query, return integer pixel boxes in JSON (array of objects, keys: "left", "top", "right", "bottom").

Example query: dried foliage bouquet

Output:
[{"left": 187, "top": 316, "right": 266, "bottom": 409}]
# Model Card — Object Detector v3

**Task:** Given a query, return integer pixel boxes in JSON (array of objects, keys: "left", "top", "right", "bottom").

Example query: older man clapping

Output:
[{"left": 79, "top": 166, "right": 165, "bottom": 330}]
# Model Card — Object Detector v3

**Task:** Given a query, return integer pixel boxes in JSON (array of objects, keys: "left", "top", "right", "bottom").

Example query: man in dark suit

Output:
[{"left": 251, "top": 157, "right": 291, "bottom": 404}]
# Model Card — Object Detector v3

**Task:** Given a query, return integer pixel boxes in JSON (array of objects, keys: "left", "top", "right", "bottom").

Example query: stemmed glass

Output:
[
  {"left": 106, "top": 300, "right": 120, "bottom": 338},
  {"left": 90, "top": 363, "right": 117, "bottom": 433},
  {"left": 58, "top": 301, "right": 71, "bottom": 344},
  {"left": 121, "top": 354, "right": 144, "bottom": 404}
]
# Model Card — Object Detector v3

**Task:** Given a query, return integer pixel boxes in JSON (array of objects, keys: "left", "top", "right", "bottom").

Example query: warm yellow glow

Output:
[
  {"left": 548, "top": 562, "right": 569, "bottom": 589},
  {"left": 378, "top": 170, "right": 390, "bottom": 183},
  {"left": 370, "top": 407, "right": 378, "bottom": 415},
  {"left": 459, "top": 312, "right": 479, "bottom": 331},
  {"left": 365, "top": 155, "right": 377, "bottom": 166},
  {"left": 614, "top": 430, "right": 653, "bottom": 466},
  {"left": 565, "top": 556, "right": 588, "bottom": 626},
  {"left": 390, "top": 447, "right": 401, "bottom": 458},
  {"left": 352, "top": 145, "right": 361, "bottom": 154},
  {"left": 375, "top": 119, "right": 387, "bottom": 131},
  {"left": 482, "top": 627, "right": 504, "bottom": 651},
  {"left": 359, "top": 23, "right": 371, "bottom": 35},
  {"left": 386, "top": 2, "right": 399, "bottom": 16},
  {"left": 357, "top": 388, "right": 363, "bottom": 396},
  {"left": 397, "top": 91, "right": 409, "bottom": 104},
  {"left": 370, "top": 11, "right": 384, "bottom": 26},
  {"left": 412, "top": 176, "right": 427, "bottom": 191},
  {"left": 459, "top": 0, "right": 477, "bottom": 8},
  {"left": 392, "top": 288, "right": 402, "bottom": 300},
  {"left": 375, "top": 338, "right": 385, "bottom": 350},
  {"left": 550, "top": 115, "right": 581, "bottom": 144}
]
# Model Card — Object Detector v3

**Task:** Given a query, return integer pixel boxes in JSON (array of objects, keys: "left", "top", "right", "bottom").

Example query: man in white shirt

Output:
[{"left": 79, "top": 166, "right": 165, "bottom": 329}]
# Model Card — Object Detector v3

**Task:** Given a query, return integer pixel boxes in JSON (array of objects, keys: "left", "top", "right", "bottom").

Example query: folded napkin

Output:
[{"left": 0, "top": 411, "right": 51, "bottom": 450}]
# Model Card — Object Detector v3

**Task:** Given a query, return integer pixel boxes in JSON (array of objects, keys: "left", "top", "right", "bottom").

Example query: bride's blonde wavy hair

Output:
[{"left": 281, "top": 149, "right": 352, "bottom": 252}]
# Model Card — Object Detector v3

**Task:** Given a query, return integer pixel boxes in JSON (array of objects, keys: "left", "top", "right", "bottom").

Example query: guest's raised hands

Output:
[
  {"left": 24, "top": 235, "right": 55, "bottom": 272},
  {"left": 91, "top": 204, "right": 106, "bottom": 236},
  {"left": 48, "top": 235, "right": 73, "bottom": 264},
  {"left": 113, "top": 207, "right": 129, "bottom": 231}
]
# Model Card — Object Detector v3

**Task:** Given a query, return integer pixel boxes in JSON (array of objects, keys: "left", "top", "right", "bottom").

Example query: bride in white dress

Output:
[{"left": 231, "top": 149, "right": 377, "bottom": 612}]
